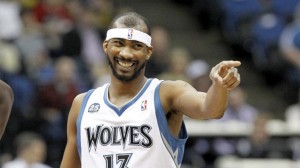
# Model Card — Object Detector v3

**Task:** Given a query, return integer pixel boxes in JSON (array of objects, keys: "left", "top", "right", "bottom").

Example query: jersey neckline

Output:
[{"left": 104, "top": 78, "right": 153, "bottom": 116}]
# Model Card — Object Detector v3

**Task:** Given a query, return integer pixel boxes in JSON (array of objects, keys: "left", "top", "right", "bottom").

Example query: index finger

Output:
[{"left": 219, "top": 60, "right": 241, "bottom": 68}]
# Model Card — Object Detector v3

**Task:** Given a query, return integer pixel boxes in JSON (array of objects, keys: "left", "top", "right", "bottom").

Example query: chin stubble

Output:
[{"left": 107, "top": 57, "right": 146, "bottom": 82}]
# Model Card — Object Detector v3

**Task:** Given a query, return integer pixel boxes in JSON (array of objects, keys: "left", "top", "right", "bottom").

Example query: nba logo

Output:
[
  {"left": 128, "top": 28, "right": 133, "bottom": 39},
  {"left": 141, "top": 100, "right": 147, "bottom": 111}
]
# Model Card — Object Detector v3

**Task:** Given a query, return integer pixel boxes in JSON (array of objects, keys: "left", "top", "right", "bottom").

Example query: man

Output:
[
  {"left": 0, "top": 80, "right": 14, "bottom": 140},
  {"left": 60, "top": 12, "right": 241, "bottom": 168}
]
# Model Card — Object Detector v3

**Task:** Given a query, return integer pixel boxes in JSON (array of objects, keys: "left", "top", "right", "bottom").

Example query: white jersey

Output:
[{"left": 77, "top": 78, "right": 188, "bottom": 168}]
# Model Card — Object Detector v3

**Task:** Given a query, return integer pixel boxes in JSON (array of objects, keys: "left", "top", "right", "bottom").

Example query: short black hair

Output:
[{"left": 109, "top": 12, "right": 151, "bottom": 35}]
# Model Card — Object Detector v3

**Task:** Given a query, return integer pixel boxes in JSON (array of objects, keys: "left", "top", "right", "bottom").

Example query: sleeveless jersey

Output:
[{"left": 77, "top": 78, "right": 188, "bottom": 168}]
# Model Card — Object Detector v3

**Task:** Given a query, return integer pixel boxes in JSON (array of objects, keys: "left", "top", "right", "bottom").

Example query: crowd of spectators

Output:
[
  {"left": 0, "top": 0, "right": 120, "bottom": 167},
  {"left": 175, "top": 0, "right": 300, "bottom": 105},
  {"left": 172, "top": 0, "right": 300, "bottom": 167}
]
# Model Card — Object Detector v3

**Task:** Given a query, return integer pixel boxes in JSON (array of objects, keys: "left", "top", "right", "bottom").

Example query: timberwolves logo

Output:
[
  {"left": 128, "top": 28, "right": 133, "bottom": 39},
  {"left": 88, "top": 103, "right": 100, "bottom": 113}
]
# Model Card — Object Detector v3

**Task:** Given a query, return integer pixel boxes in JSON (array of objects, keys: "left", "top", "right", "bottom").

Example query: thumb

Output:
[{"left": 219, "top": 66, "right": 229, "bottom": 78}]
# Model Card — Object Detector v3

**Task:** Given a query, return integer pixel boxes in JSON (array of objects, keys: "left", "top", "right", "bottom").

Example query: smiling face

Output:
[
  {"left": 104, "top": 37, "right": 150, "bottom": 82},
  {"left": 103, "top": 24, "right": 153, "bottom": 82},
  {"left": 103, "top": 12, "right": 153, "bottom": 82}
]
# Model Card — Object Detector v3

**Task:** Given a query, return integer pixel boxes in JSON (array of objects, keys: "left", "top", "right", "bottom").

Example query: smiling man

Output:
[{"left": 60, "top": 12, "right": 241, "bottom": 168}]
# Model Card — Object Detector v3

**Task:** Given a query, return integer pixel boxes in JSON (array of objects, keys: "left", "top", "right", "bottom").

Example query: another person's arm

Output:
[
  {"left": 60, "top": 93, "right": 85, "bottom": 168},
  {"left": 161, "top": 60, "right": 241, "bottom": 120},
  {"left": 0, "top": 80, "right": 14, "bottom": 140}
]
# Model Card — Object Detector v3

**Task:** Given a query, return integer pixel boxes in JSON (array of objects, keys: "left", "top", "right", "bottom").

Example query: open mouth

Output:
[{"left": 115, "top": 58, "right": 137, "bottom": 68}]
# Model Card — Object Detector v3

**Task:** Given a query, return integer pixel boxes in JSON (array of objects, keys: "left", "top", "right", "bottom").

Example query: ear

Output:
[
  {"left": 146, "top": 46, "right": 153, "bottom": 60},
  {"left": 103, "top": 41, "right": 108, "bottom": 53}
]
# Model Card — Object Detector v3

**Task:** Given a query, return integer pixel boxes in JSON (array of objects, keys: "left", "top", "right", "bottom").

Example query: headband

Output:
[{"left": 106, "top": 28, "right": 152, "bottom": 47}]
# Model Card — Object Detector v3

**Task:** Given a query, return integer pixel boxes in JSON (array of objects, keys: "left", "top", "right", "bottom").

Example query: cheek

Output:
[
  {"left": 107, "top": 46, "right": 121, "bottom": 56},
  {"left": 138, "top": 49, "right": 149, "bottom": 60}
]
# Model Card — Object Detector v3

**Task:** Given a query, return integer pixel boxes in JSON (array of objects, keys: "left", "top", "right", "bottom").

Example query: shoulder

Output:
[
  {"left": 73, "top": 92, "right": 86, "bottom": 104},
  {"left": 160, "top": 80, "right": 194, "bottom": 95},
  {"left": 0, "top": 80, "right": 10, "bottom": 88},
  {"left": 161, "top": 79, "right": 191, "bottom": 86},
  {"left": 0, "top": 80, "right": 13, "bottom": 102},
  {"left": 0, "top": 80, "right": 13, "bottom": 94},
  {"left": 159, "top": 80, "right": 195, "bottom": 107},
  {"left": 69, "top": 92, "right": 87, "bottom": 117}
]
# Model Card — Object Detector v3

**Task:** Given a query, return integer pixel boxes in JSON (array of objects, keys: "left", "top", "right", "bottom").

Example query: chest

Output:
[
  {"left": 83, "top": 96, "right": 153, "bottom": 124},
  {"left": 109, "top": 95, "right": 135, "bottom": 108}
]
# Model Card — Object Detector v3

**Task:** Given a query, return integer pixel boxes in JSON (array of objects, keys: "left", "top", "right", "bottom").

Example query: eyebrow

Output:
[{"left": 111, "top": 38, "right": 146, "bottom": 45}]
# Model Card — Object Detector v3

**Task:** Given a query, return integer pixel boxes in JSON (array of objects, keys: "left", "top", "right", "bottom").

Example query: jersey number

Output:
[{"left": 103, "top": 153, "right": 132, "bottom": 168}]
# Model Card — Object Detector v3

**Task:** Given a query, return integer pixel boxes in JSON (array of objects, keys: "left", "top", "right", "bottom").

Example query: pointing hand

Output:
[{"left": 210, "top": 60, "right": 241, "bottom": 91}]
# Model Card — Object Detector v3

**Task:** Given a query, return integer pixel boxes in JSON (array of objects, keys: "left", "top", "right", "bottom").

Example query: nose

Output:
[{"left": 119, "top": 46, "right": 134, "bottom": 58}]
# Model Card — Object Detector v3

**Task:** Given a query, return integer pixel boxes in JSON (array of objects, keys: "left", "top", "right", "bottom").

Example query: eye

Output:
[
  {"left": 112, "top": 40, "right": 123, "bottom": 47},
  {"left": 133, "top": 43, "right": 144, "bottom": 50}
]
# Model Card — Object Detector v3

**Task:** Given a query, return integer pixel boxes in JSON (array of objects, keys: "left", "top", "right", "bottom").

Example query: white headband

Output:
[{"left": 105, "top": 28, "right": 152, "bottom": 47}]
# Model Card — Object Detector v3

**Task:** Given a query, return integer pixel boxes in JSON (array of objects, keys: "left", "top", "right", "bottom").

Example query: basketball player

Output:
[
  {"left": 60, "top": 12, "right": 241, "bottom": 168},
  {"left": 0, "top": 80, "right": 14, "bottom": 140}
]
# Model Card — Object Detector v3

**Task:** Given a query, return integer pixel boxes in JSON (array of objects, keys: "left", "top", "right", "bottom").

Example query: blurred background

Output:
[{"left": 0, "top": 0, "right": 300, "bottom": 167}]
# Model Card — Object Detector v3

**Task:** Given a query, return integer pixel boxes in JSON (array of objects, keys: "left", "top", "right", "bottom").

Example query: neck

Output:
[{"left": 109, "top": 75, "right": 148, "bottom": 97}]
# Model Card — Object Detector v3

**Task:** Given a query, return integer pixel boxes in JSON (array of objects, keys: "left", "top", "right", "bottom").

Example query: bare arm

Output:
[
  {"left": 281, "top": 48, "right": 300, "bottom": 68},
  {"left": 161, "top": 61, "right": 241, "bottom": 120},
  {"left": 60, "top": 93, "right": 86, "bottom": 168},
  {"left": 0, "top": 80, "right": 14, "bottom": 140}
]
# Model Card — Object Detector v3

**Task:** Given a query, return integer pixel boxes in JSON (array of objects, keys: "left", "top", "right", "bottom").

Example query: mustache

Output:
[
  {"left": 114, "top": 56, "right": 138, "bottom": 62},
  {"left": 106, "top": 56, "right": 147, "bottom": 82}
]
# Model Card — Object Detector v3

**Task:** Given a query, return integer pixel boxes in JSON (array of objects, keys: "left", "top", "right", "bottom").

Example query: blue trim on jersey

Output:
[
  {"left": 76, "top": 89, "right": 95, "bottom": 159},
  {"left": 104, "top": 78, "right": 153, "bottom": 116},
  {"left": 154, "top": 82, "right": 188, "bottom": 166}
]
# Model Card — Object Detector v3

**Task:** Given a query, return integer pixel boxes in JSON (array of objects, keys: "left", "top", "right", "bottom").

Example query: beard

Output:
[{"left": 107, "top": 56, "right": 146, "bottom": 82}]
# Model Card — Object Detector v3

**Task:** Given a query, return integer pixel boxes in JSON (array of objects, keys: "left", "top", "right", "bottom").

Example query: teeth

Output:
[{"left": 118, "top": 60, "right": 134, "bottom": 68}]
